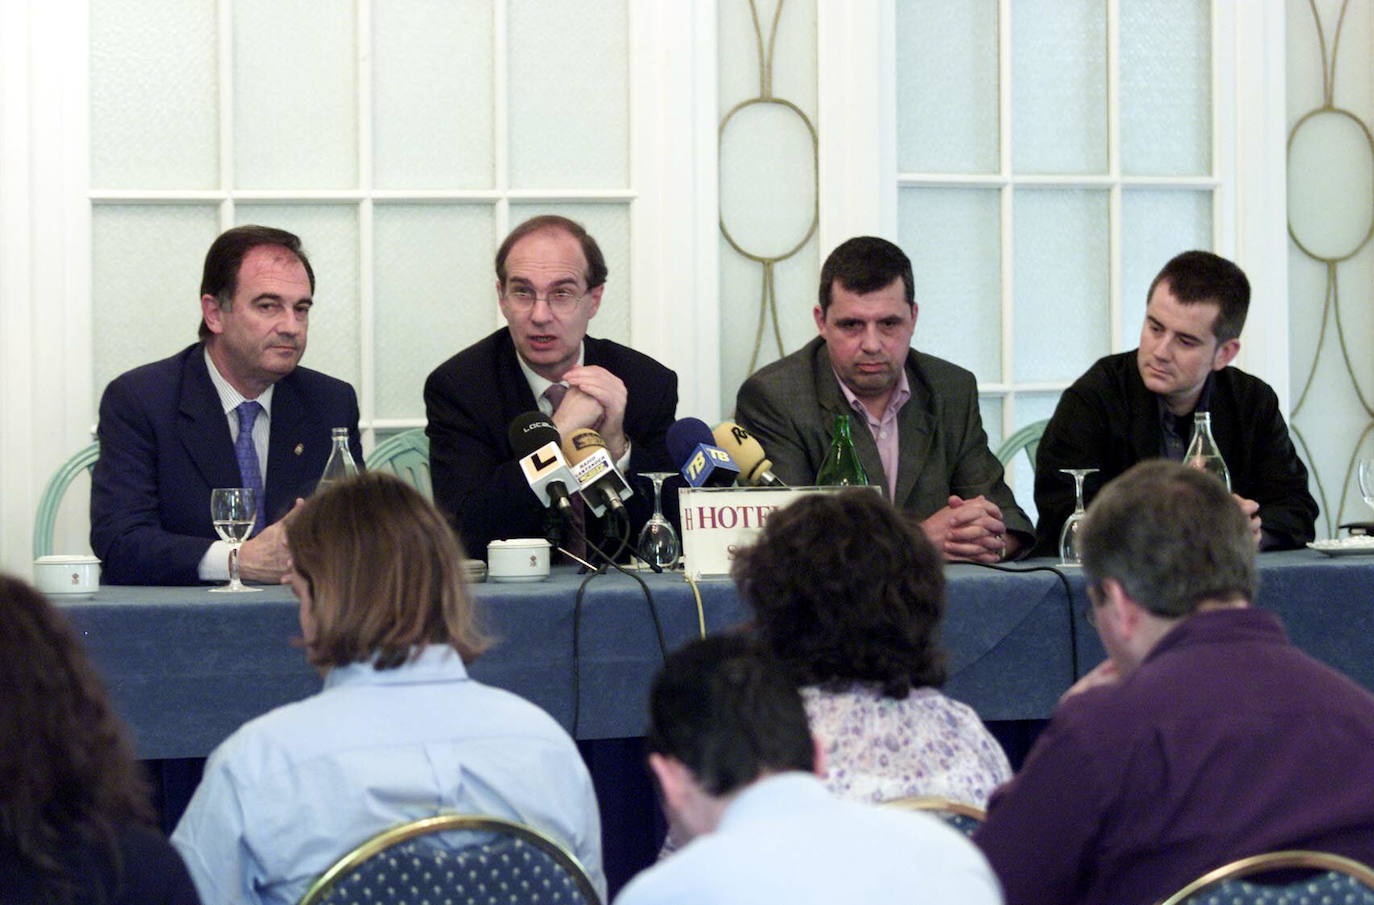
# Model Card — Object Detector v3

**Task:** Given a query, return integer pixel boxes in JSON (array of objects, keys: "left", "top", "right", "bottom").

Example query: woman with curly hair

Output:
[
  {"left": 733, "top": 489, "right": 1011, "bottom": 807},
  {"left": 0, "top": 574, "right": 199, "bottom": 904}
]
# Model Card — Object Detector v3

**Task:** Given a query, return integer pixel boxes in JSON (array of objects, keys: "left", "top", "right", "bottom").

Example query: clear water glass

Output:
[
  {"left": 636, "top": 472, "right": 680, "bottom": 571},
  {"left": 210, "top": 487, "right": 261, "bottom": 593},
  {"left": 1058, "top": 468, "right": 1099, "bottom": 568}
]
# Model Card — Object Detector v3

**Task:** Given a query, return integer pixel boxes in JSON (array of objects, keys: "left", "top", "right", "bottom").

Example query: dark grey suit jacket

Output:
[{"left": 735, "top": 336, "right": 1033, "bottom": 541}]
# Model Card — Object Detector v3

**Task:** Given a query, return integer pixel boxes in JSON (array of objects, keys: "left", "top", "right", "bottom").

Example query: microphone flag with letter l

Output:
[
  {"left": 667, "top": 417, "right": 741, "bottom": 488},
  {"left": 561, "top": 428, "right": 634, "bottom": 517},
  {"left": 712, "top": 421, "right": 787, "bottom": 487},
  {"left": 507, "top": 412, "right": 578, "bottom": 514}
]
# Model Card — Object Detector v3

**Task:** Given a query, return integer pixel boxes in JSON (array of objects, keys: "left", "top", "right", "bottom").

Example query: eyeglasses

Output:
[{"left": 502, "top": 285, "right": 587, "bottom": 314}]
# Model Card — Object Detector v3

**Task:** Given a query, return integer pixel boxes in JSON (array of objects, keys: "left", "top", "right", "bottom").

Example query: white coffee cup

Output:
[
  {"left": 33, "top": 555, "right": 101, "bottom": 597},
  {"left": 487, "top": 538, "right": 551, "bottom": 582}
]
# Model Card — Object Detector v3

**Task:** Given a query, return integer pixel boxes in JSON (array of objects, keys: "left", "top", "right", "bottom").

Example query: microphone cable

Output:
[
  {"left": 961, "top": 560, "right": 1085, "bottom": 687},
  {"left": 568, "top": 506, "right": 668, "bottom": 737}
]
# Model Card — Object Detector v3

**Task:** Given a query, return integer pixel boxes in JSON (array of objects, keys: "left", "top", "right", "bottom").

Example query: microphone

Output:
[
  {"left": 666, "top": 418, "right": 741, "bottom": 488},
  {"left": 561, "top": 428, "right": 634, "bottom": 518},
  {"left": 712, "top": 421, "right": 787, "bottom": 487},
  {"left": 507, "top": 412, "right": 577, "bottom": 514}
]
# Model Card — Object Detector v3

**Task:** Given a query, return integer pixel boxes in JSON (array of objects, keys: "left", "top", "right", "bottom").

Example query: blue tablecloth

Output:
[{"left": 56, "top": 551, "right": 1373, "bottom": 761}]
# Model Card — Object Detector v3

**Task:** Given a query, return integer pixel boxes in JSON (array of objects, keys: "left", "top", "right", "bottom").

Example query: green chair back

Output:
[
  {"left": 994, "top": 419, "right": 1049, "bottom": 471},
  {"left": 365, "top": 429, "right": 432, "bottom": 500},
  {"left": 33, "top": 442, "right": 100, "bottom": 559}
]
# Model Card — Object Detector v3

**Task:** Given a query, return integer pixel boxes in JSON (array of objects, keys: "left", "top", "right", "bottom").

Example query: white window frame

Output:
[
  {"left": 816, "top": 0, "right": 1291, "bottom": 439},
  {"left": 0, "top": 0, "right": 718, "bottom": 572}
]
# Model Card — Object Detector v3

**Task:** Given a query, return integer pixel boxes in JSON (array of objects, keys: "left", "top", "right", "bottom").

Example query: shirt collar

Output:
[
  {"left": 515, "top": 342, "right": 585, "bottom": 402},
  {"left": 323, "top": 644, "right": 471, "bottom": 690},
  {"left": 832, "top": 365, "right": 911, "bottom": 424},
  {"left": 204, "top": 346, "right": 274, "bottom": 417},
  {"left": 719, "top": 772, "right": 832, "bottom": 831}
]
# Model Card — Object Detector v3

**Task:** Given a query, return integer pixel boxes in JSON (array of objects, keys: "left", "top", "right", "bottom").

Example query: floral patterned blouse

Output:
[{"left": 803, "top": 684, "right": 1012, "bottom": 808}]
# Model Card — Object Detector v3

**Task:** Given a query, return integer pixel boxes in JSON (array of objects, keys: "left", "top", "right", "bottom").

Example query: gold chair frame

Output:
[
  {"left": 1156, "top": 849, "right": 1374, "bottom": 905},
  {"left": 882, "top": 795, "right": 987, "bottom": 823},
  {"left": 298, "top": 813, "right": 601, "bottom": 905}
]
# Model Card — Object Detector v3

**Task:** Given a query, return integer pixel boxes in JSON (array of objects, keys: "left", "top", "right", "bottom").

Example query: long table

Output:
[{"left": 56, "top": 550, "right": 1373, "bottom": 762}]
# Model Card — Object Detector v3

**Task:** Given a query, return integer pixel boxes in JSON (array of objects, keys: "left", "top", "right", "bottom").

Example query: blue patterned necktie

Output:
[
  {"left": 543, "top": 384, "right": 586, "bottom": 560},
  {"left": 234, "top": 401, "right": 265, "bottom": 534}
]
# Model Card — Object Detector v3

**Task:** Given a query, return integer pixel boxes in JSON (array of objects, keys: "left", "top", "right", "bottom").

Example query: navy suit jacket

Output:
[
  {"left": 91, "top": 343, "right": 362, "bottom": 585},
  {"left": 424, "top": 329, "right": 678, "bottom": 560}
]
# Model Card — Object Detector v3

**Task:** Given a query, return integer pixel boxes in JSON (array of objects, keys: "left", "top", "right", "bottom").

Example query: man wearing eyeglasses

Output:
[
  {"left": 974, "top": 461, "right": 1374, "bottom": 905},
  {"left": 424, "top": 214, "right": 678, "bottom": 559}
]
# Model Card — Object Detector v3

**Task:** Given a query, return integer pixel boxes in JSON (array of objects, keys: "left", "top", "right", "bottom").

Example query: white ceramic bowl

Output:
[
  {"left": 34, "top": 555, "right": 101, "bottom": 597},
  {"left": 487, "top": 538, "right": 551, "bottom": 582}
]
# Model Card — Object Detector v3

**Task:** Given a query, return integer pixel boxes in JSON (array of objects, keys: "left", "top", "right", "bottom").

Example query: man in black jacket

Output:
[
  {"left": 1033, "top": 250, "right": 1316, "bottom": 555},
  {"left": 424, "top": 215, "right": 678, "bottom": 559}
]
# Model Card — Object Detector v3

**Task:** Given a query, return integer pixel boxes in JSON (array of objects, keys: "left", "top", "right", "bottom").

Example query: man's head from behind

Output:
[
  {"left": 645, "top": 634, "right": 816, "bottom": 841},
  {"left": 199, "top": 225, "right": 316, "bottom": 397},
  {"left": 284, "top": 472, "right": 489, "bottom": 673},
  {"left": 814, "top": 237, "right": 917, "bottom": 404},
  {"left": 494, "top": 215, "right": 608, "bottom": 381},
  {"left": 1081, "top": 461, "right": 1256, "bottom": 672}
]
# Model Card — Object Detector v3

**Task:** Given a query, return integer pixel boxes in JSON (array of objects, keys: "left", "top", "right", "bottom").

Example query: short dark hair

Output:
[
  {"left": 198, "top": 225, "right": 315, "bottom": 340},
  {"left": 0, "top": 574, "right": 154, "bottom": 903},
  {"left": 645, "top": 635, "right": 814, "bottom": 796},
  {"left": 1080, "top": 460, "right": 1257, "bottom": 618},
  {"left": 732, "top": 489, "right": 947, "bottom": 697},
  {"left": 286, "top": 472, "right": 489, "bottom": 670},
  {"left": 1146, "top": 250, "right": 1250, "bottom": 344},
  {"left": 817, "top": 236, "right": 915, "bottom": 314},
  {"left": 495, "top": 215, "right": 608, "bottom": 291}
]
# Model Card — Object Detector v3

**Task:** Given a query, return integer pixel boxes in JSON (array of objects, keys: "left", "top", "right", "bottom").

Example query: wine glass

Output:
[
  {"left": 1058, "top": 468, "right": 1099, "bottom": 568},
  {"left": 210, "top": 487, "right": 261, "bottom": 593},
  {"left": 636, "top": 472, "right": 681, "bottom": 571},
  {"left": 1359, "top": 459, "right": 1374, "bottom": 514}
]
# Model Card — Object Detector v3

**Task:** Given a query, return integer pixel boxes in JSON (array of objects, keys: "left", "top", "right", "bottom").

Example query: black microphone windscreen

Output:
[
  {"left": 665, "top": 417, "right": 717, "bottom": 469},
  {"left": 508, "top": 411, "right": 561, "bottom": 457}
]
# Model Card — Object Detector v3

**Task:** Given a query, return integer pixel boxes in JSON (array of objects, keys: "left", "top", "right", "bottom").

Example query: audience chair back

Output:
[
  {"left": 994, "top": 419, "right": 1048, "bottom": 471},
  {"left": 1157, "top": 849, "right": 1374, "bottom": 905},
  {"left": 297, "top": 813, "right": 601, "bottom": 905},
  {"left": 364, "top": 429, "right": 432, "bottom": 500},
  {"left": 882, "top": 795, "right": 986, "bottom": 838},
  {"left": 33, "top": 441, "right": 100, "bottom": 558}
]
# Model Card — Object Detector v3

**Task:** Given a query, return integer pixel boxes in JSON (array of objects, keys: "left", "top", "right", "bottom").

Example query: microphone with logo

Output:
[
  {"left": 712, "top": 421, "right": 787, "bottom": 487},
  {"left": 507, "top": 412, "right": 578, "bottom": 516},
  {"left": 561, "top": 428, "right": 635, "bottom": 518},
  {"left": 667, "top": 418, "right": 741, "bottom": 488}
]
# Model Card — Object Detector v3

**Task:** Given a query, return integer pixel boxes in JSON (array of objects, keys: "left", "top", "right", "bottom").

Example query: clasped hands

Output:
[
  {"left": 549, "top": 365, "right": 629, "bottom": 461},
  {"left": 920, "top": 494, "right": 1017, "bottom": 564}
]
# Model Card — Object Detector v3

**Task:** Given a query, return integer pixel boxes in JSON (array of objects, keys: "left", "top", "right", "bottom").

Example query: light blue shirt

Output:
[
  {"left": 172, "top": 645, "right": 604, "bottom": 905},
  {"left": 615, "top": 773, "right": 1002, "bottom": 905}
]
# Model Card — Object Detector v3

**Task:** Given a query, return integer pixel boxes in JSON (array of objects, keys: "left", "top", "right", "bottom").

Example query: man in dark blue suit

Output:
[
  {"left": 91, "top": 226, "right": 362, "bottom": 586},
  {"left": 424, "top": 215, "right": 678, "bottom": 560}
]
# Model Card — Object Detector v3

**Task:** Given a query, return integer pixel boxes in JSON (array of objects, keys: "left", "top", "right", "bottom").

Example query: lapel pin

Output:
[{"left": 294, "top": 443, "right": 304, "bottom": 456}]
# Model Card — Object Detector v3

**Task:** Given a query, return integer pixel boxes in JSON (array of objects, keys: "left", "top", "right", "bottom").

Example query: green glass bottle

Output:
[{"left": 815, "top": 413, "right": 869, "bottom": 486}]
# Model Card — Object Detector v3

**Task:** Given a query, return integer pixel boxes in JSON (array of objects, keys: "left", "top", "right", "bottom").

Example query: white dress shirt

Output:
[
  {"left": 616, "top": 772, "right": 1001, "bottom": 905},
  {"left": 196, "top": 350, "right": 275, "bottom": 580}
]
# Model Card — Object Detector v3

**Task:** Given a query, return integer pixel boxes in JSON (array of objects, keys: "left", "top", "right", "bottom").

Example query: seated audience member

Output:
[
  {"left": 0, "top": 574, "right": 199, "bottom": 905},
  {"left": 616, "top": 635, "right": 1002, "bottom": 905},
  {"left": 171, "top": 473, "right": 603, "bottom": 905},
  {"left": 975, "top": 461, "right": 1374, "bottom": 905},
  {"left": 734, "top": 489, "right": 1011, "bottom": 807},
  {"left": 92, "top": 225, "right": 362, "bottom": 586},
  {"left": 425, "top": 214, "right": 678, "bottom": 559},
  {"left": 735, "top": 236, "right": 1032, "bottom": 562},
  {"left": 1033, "top": 250, "right": 1316, "bottom": 555}
]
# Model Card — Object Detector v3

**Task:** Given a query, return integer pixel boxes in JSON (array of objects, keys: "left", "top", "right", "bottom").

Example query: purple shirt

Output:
[
  {"left": 834, "top": 367, "right": 911, "bottom": 502},
  {"left": 974, "top": 608, "right": 1374, "bottom": 905}
]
